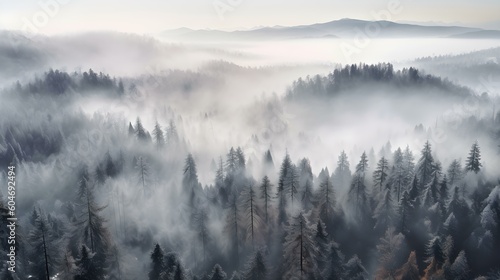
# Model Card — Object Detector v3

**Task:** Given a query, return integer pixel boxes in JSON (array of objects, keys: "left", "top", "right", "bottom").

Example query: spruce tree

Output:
[{"left": 465, "top": 141, "right": 482, "bottom": 174}]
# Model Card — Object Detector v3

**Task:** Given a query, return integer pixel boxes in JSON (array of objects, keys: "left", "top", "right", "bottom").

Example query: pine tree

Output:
[
  {"left": 183, "top": 154, "right": 199, "bottom": 192},
  {"left": 355, "top": 152, "right": 369, "bottom": 179},
  {"left": 259, "top": 176, "right": 272, "bottom": 223},
  {"left": 135, "top": 117, "right": 148, "bottom": 141},
  {"left": 149, "top": 244, "right": 164, "bottom": 280},
  {"left": 209, "top": 264, "right": 227, "bottom": 280},
  {"left": 397, "top": 191, "right": 412, "bottom": 234},
  {"left": 196, "top": 209, "right": 209, "bottom": 264},
  {"left": 166, "top": 119, "right": 180, "bottom": 145},
  {"left": 424, "top": 171, "right": 440, "bottom": 208},
  {"left": 375, "top": 227, "right": 405, "bottom": 279},
  {"left": 332, "top": 151, "right": 351, "bottom": 190},
  {"left": 135, "top": 156, "right": 150, "bottom": 195},
  {"left": 317, "top": 176, "right": 335, "bottom": 223},
  {"left": 152, "top": 121, "right": 165, "bottom": 149},
  {"left": 76, "top": 169, "right": 111, "bottom": 256},
  {"left": 283, "top": 212, "right": 318, "bottom": 279},
  {"left": 242, "top": 250, "right": 267, "bottom": 280},
  {"left": 225, "top": 194, "right": 241, "bottom": 268},
  {"left": 28, "top": 209, "right": 60, "bottom": 280},
  {"left": 446, "top": 159, "right": 463, "bottom": 187},
  {"left": 347, "top": 173, "right": 369, "bottom": 222},
  {"left": 302, "top": 179, "right": 314, "bottom": 212},
  {"left": 314, "top": 219, "right": 329, "bottom": 272},
  {"left": 423, "top": 237, "right": 445, "bottom": 278},
  {"left": 402, "top": 146, "right": 416, "bottom": 188},
  {"left": 394, "top": 251, "right": 420, "bottom": 280},
  {"left": 373, "top": 157, "right": 389, "bottom": 192},
  {"left": 447, "top": 250, "right": 469, "bottom": 280},
  {"left": 322, "top": 242, "right": 345, "bottom": 280},
  {"left": 241, "top": 184, "right": 261, "bottom": 248},
  {"left": 74, "top": 245, "right": 105, "bottom": 280},
  {"left": 416, "top": 141, "right": 435, "bottom": 187},
  {"left": 391, "top": 147, "right": 405, "bottom": 202},
  {"left": 465, "top": 141, "right": 482, "bottom": 174},
  {"left": 344, "top": 255, "right": 368, "bottom": 280},
  {"left": 373, "top": 189, "right": 396, "bottom": 233}
]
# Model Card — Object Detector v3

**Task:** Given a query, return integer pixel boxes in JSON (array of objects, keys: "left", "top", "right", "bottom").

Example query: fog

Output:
[{"left": 1, "top": 26, "right": 500, "bottom": 280}]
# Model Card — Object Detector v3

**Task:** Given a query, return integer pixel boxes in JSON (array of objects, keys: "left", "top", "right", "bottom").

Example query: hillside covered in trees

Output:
[{"left": 0, "top": 55, "right": 499, "bottom": 280}]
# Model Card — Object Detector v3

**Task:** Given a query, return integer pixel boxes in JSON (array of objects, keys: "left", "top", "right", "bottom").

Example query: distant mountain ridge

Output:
[{"left": 160, "top": 18, "right": 500, "bottom": 41}]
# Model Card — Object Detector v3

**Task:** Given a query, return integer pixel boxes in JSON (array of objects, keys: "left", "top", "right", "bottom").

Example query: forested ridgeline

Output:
[{"left": 285, "top": 63, "right": 473, "bottom": 100}]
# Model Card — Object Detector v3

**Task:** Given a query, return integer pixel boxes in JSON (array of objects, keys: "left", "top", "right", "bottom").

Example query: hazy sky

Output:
[{"left": 1, "top": 0, "right": 500, "bottom": 34}]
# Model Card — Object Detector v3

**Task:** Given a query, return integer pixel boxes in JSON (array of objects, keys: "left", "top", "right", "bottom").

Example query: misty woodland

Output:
[
  {"left": 0, "top": 60, "right": 499, "bottom": 280},
  {"left": 1, "top": 9, "right": 500, "bottom": 280}
]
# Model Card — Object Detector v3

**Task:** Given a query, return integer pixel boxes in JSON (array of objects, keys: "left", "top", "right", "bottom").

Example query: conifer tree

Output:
[{"left": 465, "top": 141, "right": 482, "bottom": 174}]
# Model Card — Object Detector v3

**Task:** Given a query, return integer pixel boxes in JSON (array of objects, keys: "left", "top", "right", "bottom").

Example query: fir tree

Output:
[
  {"left": 242, "top": 250, "right": 267, "bottom": 280},
  {"left": 283, "top": 212, "right": 318, "bottom": 279},
  {"left": 149, "top": 244, "right": 164, "bottom": 280},
  {"left": 259, "top": 176, "right": 272, "bottom": 223},
  {"left": 465, "top": 141, "right": 482, "bottom": 174}
]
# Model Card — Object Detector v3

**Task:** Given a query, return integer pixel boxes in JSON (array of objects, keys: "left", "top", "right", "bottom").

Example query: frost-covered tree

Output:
[
  {"left": 283, "top": 212, "right": 318, "bottom": 279},
  {"left": 375, "top": 227, "right": 406, "bottom": 279},
  {"left": 322, "top": 242, "right": 345, "bottom": 280},
  {"left": 417, "top": 141, "right": 435, "bottom": 187},
  {"left": 344, "top": 255, "right": 368, "bottom": 280},
  {"left": 332, "top": 151, "right": 351, "bottom": 190},
  {"left": 314, "top": 219, "right": 329, "bottom": 272},
  {"left": 225, "top": 194, "right": 241, "bottom": 267},
  {"left": 135, "top": 117, "right": 148, "bottom": 141},
  {"left": 259, "top": 176, "right": 272, "bottom": 223},
  {"left": 347, "top": 173, "right": 369, "bottom": 222},
  {"left": 446, "top": 250, "right": 469, "bottom": 280},
  {"left": 465, "top": 141, "right": 482, "bottom": 174},
  {"left": 209, "top": 264, "right": 227, "bottom": 280},
  {"left": 152, "top": 121, "right": 165, "bottom": 149},
  {"left": 135, "top": 156, "right": 150, "bottom": 195},
  {"left": 402, "top": 146, "right": 415, "bottom": 187},
  {"left": 446, "top": 159, "right": 463, "bottom": 187},
  {"left": 317, "top": 176, "right": 335, "bottom": 223},
  {"left": 241, "top": 184, "right": 261, "bottom": 248},
  {"left": 149, "top": 244, "right": 164, "bottom": 280},
  {"left": 242, "top": 250, "right": 267, "bottom": 280},
  {"left": 183, "top": 154, "right": 199, "bottom": 192},
  {"left": 394, "top": 251, "right": 419, "bottom": 280},
  {"left": 74, "top": 245, "right": 105, "bottom": 280},
  {"left": 373, "top": 156, "right": 389, "bottom": 192},
  {"left": 374, "top": 189, "right": 396, "bottom": 233},
  {"left": 28, "top": 209, "right": 61, "bottom": 280},
  {"left": 390, "top": 147, "right": 405, "bottom": 202},
  {"left": 423, "top": 237, "right": 445, "bottom": 279},
  {"left": 355, "top": 152, "right": 369, "bottom": 179}
]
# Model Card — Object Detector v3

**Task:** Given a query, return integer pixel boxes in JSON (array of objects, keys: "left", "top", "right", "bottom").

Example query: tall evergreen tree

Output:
[
  {"left": 152, "top": 121, "right": 165, "bottom": 149},
  {"left": 149, "top": 244, "right": 164, "bottom": 280},
  {"left": 446, "top": 159, "right": 463, "bottom": 187},
  {"left": 283, "top": 212, "right": 317, "bottom": 279},
  {"left": 74, "top": 245, "right": 105, "bottom": 280},
  {"left": 28, "top": 209, "right": 60, "bottom": 280},
  {"left": 259, "top": 176, "right": 272, "bottom": 223},
  {"left": 209, "top": 264, "right": 227, "bottom": 280},
  {"left": 373, "top": 157, "right": 389, "bottom": 192},
  {"left": 465, "top": 141, "right": 482, "bottom": 174},
  {"left": 332, "top": 151, "right": 351, "bottom": 190},
  {"left": 416, "top": 141, "right": 435, "bottom": 187},
  {"left": 135, "top": 117, "right": 148, "bottom": 141},
  {"left": 242, "top": 250, "right": 267, "bottom": 280}
]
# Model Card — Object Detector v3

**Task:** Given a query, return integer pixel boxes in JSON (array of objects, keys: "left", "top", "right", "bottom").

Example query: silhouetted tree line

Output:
[
  {"left": 286, "top": 63, "right": 472, "bottom": 100},
  {"left": 11, "top": 69, "right": 124, "bottom": 96}
]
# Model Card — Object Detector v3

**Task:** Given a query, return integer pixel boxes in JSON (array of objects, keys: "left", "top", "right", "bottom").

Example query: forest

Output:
[{"left": 0, "top": 62, "right": 499, "bottom": 280}]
